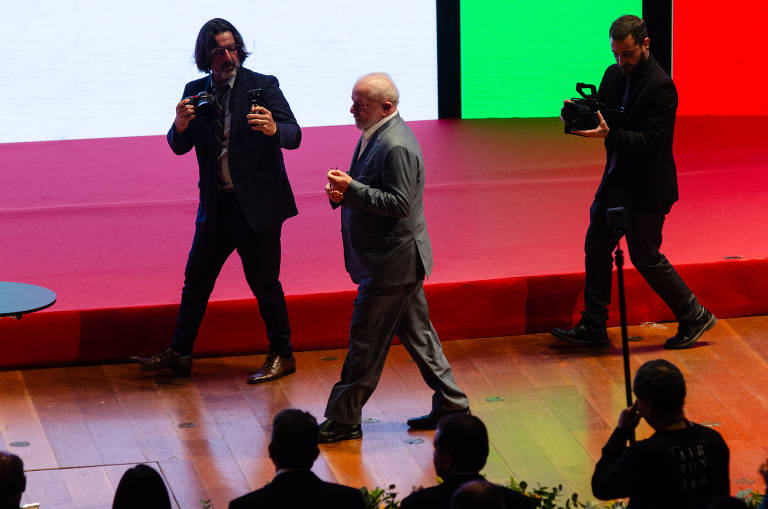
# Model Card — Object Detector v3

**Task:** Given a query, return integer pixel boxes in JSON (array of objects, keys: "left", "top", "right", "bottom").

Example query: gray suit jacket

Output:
[{"left": 333, "top": 113, "right": 433, "bottom": 287}]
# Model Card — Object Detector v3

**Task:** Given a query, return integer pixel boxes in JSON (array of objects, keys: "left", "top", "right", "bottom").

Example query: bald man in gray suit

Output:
[{"left": 318, "top": 73, "right": 469, "bottom": 443}]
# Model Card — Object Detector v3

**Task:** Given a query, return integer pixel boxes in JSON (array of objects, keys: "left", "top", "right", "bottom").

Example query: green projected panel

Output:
[{"left": 461, "top": 1, "right": 641, "bottom": 118}]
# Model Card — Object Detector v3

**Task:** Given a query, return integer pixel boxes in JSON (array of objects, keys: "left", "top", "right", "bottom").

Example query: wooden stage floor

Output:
[{"left": 4, "top": 315, "right": 768, "bottom": 508}]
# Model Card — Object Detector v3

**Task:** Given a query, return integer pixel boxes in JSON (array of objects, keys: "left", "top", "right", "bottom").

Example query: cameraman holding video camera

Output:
[
  {"left": 131, "top": 18, "right": 301, "bottom": 382},
  {"left": 551, "top": 15, "right": 715, "bottom": 349}
]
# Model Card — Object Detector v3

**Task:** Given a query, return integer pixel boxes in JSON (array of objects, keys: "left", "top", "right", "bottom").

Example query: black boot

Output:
[{"left": 664, "top": 307, "right": 716, "bottom": 349}]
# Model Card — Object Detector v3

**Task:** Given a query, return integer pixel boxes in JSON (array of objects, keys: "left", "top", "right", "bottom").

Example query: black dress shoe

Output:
[
  {"left": 130, "top": 348, "right": 192, "bottom": 376},
  {"left": 551, "top": 320, "right": 609, "bottom": 347},
  {"left": 318, "top": 419, "right": 362, "bottom": 443},
  {"left": 407, "top": 407, "right": 470, "bottom": 430},
  {"left": 664, "top": 308, "right": 716, "bottom": 349},
  {"left": 247, "top": 353, "right": 296, "bottom": 384}
]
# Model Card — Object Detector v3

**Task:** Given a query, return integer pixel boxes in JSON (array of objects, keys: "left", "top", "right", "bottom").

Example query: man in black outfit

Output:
[
  {"left": 131, "top": 19, "right": 300, "bottom": 382},
  {"left": 229, "top": 409, "right": 365, "bottom": 509},
  {"left": 551, "top": 14, "right": 715, "bottom": 349},
  {"left": 592, "top": 359, "right": 730, "bottom": 509},
  {"left": 400, "top": 413, "right": 531, "bottom": 509}
]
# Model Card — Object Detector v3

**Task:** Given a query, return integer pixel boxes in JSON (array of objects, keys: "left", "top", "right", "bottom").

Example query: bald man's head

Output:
[{"left": 350, "top": 72, "right": 399, "bottom": 131}]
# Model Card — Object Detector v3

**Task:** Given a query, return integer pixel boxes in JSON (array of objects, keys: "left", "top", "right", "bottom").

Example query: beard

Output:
[{"left": 621, "top": 51, "right": 647, "bottom": 75}]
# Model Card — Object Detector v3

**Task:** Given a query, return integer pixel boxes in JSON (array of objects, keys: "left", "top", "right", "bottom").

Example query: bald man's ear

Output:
[{"left": 382, "top": 101, "right": 394, "bottom": 114}]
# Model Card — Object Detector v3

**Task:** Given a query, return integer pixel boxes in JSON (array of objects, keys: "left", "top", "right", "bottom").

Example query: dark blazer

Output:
[
  {"left": 334, "top": 113, "right": 433, "bottom": 287},
  {"left": 400, "top": 473, "right": 532, "bottom": 509},
  {"left": 596, "top": 53, "right": 678, "bottom": 213},
  {"left": 167, "top": 67, "right": 301, "bottom": 232},
  {"left": 228, "top": 470, "right": 365, "bottom": 509}
]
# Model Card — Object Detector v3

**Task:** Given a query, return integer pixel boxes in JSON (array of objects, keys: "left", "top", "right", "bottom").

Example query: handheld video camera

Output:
[{"left": 561, "top": 83, "right": 601, "bottom": 134}]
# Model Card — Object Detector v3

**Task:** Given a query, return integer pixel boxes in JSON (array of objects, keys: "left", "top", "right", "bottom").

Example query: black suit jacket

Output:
[
  {"left": 228, "top": 470, "right": 365, "bottom": 509},
  {"left": 596, "top": 53, "right": 678, "bottom": 213},
  {"left": 400, "top": 473, "right": 532, "bottom": 509},
  {"left": 167, "top": 67, "right": 301, "bottom": 233},
  {"left": 332, "top": 113, "right": 433, "bottom": 287}
]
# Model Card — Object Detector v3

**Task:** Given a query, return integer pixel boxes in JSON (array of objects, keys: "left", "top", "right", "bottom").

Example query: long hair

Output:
[
  {"left": 112, "top": 464, "right": 171, "bottom": 509},
  {"left": 194, "top": 18, "right": 250, "bottom": 73}
]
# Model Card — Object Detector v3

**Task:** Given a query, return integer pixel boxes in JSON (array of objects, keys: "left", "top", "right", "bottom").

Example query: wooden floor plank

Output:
[
  {"left": 59, "top": 466, "right": 115, "bottom": 509},
  {"left": 0, "top": 371, "right": 58, "bottom": 470},
  {"left": 22, "top": 369, "right": 103, "bottom": 468},
  {"left": 22, "top": 469, "right": 74, "bottom": 509}
]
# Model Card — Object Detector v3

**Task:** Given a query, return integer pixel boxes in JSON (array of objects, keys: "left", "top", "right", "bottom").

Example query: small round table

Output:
[{"left": 0, "top": 282, "right": 57, "bottom": 319}]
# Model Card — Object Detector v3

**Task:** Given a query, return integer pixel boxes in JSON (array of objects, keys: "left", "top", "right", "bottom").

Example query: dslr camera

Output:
[
  {"left": 184, "top": 91, "right": 217, "bottom": 122},
  {"left": 561, "top": 83, "right": 601, "bottom": 134}
]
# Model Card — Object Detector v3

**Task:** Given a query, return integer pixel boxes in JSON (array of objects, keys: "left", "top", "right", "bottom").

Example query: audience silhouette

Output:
[
  {"left": 112, "top": 463, "right": 172, "bottom": 509},
  {"left": 229, "top": 409, "right": 365, "bottom": 509},
  {"left": 401, "top": 413, "right": 531, "bottom": 509}
]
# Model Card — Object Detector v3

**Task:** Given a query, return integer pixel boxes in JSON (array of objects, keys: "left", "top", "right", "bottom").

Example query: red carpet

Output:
[{"left": 1, "top": 117, "right": 767, "bottom": 367}]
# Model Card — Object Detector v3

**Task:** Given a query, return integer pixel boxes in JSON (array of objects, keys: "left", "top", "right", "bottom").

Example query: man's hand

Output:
[
  {"left": 325, "top": 182, "right": 344, "bottom": 203},
  {"left": 248, "top": 105, "right": 278, "bottom": 136},
  {"left": 327, "top": 169, "right": 352, "bottom": 192},
  {"left": 174, "top": 99, "right": 195, "bottom": 132},
  {"left": 573, "top": 110, "right": 609, "bottom": 138},
  {"left": 617, "top": 401, "right": 642, "bottom": 430}
]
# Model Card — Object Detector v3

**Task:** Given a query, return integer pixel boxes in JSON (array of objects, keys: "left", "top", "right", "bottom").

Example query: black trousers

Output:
[
  {"left": 324, "top": 280, "right": 468, "bottom": 425},
  {"left": 170, "top": 192, "right": 292, "bottom": 356},
  {"left": 582, "top": 198, "right": 700, "bottom": 327}
]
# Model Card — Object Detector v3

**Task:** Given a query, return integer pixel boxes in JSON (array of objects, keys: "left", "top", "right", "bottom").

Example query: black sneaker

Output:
[
  {"left": 664, "top": 308, "right": 716, "bottom": 349},
  {"left": 551, "top": 320, "right": 609, "bottom": 347}
]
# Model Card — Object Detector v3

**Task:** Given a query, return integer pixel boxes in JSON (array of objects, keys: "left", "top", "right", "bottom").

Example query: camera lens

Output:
[{"left": 195, "top": 97, "right": 217, "bottom": 122}]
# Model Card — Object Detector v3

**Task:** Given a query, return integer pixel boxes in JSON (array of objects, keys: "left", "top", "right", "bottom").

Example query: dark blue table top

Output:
[{"left": 0, "top": 281, "right": 56, "bottom": 318}]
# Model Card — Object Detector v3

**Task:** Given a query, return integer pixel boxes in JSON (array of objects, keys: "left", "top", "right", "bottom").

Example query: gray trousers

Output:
[{"left": 324, "top": 280, "right": 468, "bottom": 425}]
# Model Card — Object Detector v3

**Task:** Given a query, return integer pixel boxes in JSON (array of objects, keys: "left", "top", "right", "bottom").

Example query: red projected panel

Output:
[{"left": 673, "top": 1, "right": 768, "bottom": 114}]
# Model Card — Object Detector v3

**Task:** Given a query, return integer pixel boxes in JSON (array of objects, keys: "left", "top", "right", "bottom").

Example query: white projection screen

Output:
[{"left": 0, "top": 1, "right": 438, "bottom": 143}]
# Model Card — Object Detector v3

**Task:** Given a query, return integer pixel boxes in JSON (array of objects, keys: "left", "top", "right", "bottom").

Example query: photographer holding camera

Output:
[
  {"left": 132, "top": 18, "right": 301, "bottom": 381},
  {"left": 551, "top": 14, "right": 715, "bottom": 349}
]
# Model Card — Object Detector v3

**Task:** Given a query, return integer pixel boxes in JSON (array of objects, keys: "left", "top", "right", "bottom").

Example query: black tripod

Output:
[{"left": 607, "top": 206, "right": 635, "bottom": 444}]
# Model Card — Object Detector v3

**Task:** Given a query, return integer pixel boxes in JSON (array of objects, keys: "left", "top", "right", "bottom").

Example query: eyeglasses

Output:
[{"left": 210, "top": 44, "right": 240, "bottom": 58}]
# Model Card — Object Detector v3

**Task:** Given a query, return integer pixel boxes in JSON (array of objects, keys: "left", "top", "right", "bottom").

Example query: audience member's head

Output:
[
  {"left": 268, "top": 409, "right": 320, "bottom": 470},
  {"left": 633, "top": 359, "right": 686, "bottom": 429},
  {"left": 112, "top": 464, "right": 171, "bottom": 509},
  {"left": 0, "top": 452, "right": 25, "bottom": 509},
  {"left": 433, "top": 413, "right": 489, "bottom": 478},
  {"left": 450, "top": 479, "right": 505, "bottom": 509},
  {"left": 705, "top": 495, "right": 748, "bottom": 508}
]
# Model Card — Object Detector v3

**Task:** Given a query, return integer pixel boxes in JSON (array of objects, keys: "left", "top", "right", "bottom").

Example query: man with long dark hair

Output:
[{"left": 132, "top": 18, "right": 301, "bottom": 382}]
